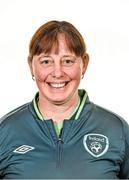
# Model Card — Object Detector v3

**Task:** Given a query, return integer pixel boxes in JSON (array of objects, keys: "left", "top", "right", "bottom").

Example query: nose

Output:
[{"left": 52, "top": 63, "right": 64, "bottom": 78}]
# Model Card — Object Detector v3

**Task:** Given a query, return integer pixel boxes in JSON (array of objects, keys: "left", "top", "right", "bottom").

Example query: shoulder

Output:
[
  {"left": 0, "top": 102, "right": 32, "bottom": 125},
  {"left": 93, "top": 103, "right": 127, "bottom": 125},
  {"left": 82, "top": 100, "right": 129, "bottom": 134},
  {"left": 0, "top": 102, "right": 35, "bottom": 148}
]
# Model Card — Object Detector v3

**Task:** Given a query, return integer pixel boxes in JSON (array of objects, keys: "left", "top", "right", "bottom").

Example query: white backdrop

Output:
[{"left": 0, "top": 0, "right": 129, "bottom": 123}]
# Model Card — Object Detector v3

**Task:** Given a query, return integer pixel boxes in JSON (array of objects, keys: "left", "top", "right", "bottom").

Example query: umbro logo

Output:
[{"left": 13, "top": 145, "right": 35, "bottom": 154}]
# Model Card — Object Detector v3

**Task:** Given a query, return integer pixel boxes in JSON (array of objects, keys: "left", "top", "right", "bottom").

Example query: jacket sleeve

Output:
[
  {"left": 0, "top": 124, "right": 3, "bottom": 178},
  {"left": 119, "top": 119, "right": 129, "bottom": 179}
]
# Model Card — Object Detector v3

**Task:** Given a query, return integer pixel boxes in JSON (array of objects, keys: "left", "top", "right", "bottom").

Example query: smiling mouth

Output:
[{"left": 47, "top": 82, "right": 69, "bottom": 88}]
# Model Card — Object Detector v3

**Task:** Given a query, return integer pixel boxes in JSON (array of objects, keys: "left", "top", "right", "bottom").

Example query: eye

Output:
[
  {"left": 42, "top": 60, "right": 50, "bottom": 64},
  {"left": 62, "top": 59, "right": 75, "bottom": 66},
  {"left": 40, "top": 58, "right": 53, "bottom": 67}
]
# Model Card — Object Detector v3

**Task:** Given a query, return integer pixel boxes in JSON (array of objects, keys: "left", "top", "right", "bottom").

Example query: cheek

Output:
[
  {"left": 67, "top": 67, "right": 82, "bottom": 80},
  {"left": 34, "top": 68, "right": 47, "bottom": 81}
]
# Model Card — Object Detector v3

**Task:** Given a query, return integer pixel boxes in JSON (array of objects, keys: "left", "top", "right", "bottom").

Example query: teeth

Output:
[{"left": 50, "top": 83, "right": 66, "bottom": 88}]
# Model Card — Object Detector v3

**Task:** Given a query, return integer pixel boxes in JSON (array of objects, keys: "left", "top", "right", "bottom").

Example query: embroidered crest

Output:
[{"left": 83, "top": 133, "right": 109, "bottom": 157}]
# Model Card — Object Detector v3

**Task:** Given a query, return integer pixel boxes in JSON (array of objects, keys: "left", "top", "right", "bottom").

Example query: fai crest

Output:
[{"left": 83, "top": 133, "right": 109, "bottom": 157}]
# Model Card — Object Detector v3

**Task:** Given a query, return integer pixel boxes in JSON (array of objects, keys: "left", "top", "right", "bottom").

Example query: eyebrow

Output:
[
  {"left": 38, "top": 55, "right": 51, "bottom": 59},
  {"left": 62, "top": 55, "right": 75, "bottom": 58},
  {"left": 39, "top": 54, "right": 75, "bottom": 58}
]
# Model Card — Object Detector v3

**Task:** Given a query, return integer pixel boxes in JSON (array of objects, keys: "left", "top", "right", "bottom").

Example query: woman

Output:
[{"left": 0, "top": 20, "right": 129, "bottom": 179}]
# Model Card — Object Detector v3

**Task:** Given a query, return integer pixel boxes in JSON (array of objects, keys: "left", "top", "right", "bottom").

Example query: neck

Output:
[{"left": 38, "top": 92, "right": 79, "bottom": 123}]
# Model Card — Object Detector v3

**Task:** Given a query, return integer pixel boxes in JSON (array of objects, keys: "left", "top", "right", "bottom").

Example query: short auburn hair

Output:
[{"left": 28, "top": 20, "right": 87, "bottom": 59}]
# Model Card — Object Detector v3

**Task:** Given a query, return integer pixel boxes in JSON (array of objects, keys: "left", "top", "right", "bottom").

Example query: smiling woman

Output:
[
  {"left": 28, "top": 21, "right": 89, "bottom": 122},
  {"left": 28, "top": 33, "right": 88, "bottom": 121},
  {"left": 0, "top": 20, "right": 129, "bottom": 179}
]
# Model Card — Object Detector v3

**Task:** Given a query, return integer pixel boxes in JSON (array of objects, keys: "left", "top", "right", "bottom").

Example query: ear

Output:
[
  {"left": 28, "top": 56, "right": 34, "bottom": 76},
  {"left": 82, "top": 53, "right": 89, "bottom": 74}
]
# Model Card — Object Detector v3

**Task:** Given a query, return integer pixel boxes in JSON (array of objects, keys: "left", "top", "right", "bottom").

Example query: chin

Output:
[
  {"left": 39, "top": 86, "right": 77, "bottom": 104},
  {"left": 45, "top": 92, "right": 72, "bottom": 104},
  {"left": 48, "top": 97, "right": 68, "bottom": 104}
]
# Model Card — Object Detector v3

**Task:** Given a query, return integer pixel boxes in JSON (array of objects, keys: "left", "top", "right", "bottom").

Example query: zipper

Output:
[{"left": 56, "top": 131, "right": 64, "bottom": 168}]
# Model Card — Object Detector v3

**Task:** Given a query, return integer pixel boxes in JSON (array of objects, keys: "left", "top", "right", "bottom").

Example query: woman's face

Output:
[{"left": 28, "top": 34, "right": 89, "bottom": 105}]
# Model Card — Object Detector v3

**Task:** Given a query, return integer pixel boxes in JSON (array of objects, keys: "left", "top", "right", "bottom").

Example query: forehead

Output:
[
  {"left": 50, "top": 34, "right": 74, "bottom": 54},
  {"left": 38, "top": 32, "right": 77, "bottom": 57}
]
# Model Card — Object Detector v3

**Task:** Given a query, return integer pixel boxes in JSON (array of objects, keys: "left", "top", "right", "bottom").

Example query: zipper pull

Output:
[{"left": 58, "top": 138, "right": 64, "bottom": 143}]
